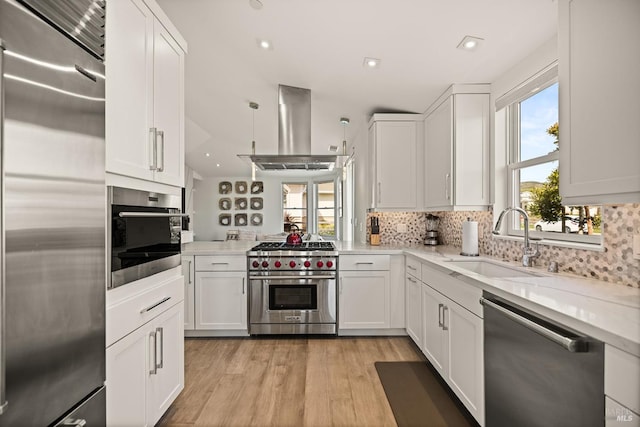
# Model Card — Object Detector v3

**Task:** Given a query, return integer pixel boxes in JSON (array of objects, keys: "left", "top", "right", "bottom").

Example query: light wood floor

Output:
[{"left": 157, "top": 337, "right": 425, "bottom": 427}]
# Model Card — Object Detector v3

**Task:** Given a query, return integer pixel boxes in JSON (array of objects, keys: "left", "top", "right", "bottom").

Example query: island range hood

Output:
[{"left": 239, "top": 85, "right": 346, "bottom": 171}]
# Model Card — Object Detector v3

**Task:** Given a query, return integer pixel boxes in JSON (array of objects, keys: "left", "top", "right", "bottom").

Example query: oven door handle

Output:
[
  {"left": 249, "top": 275, "right": 336, "bottom": 280},
  {"left": 118, "top": 212, "right": 189, "bottom": 218}
]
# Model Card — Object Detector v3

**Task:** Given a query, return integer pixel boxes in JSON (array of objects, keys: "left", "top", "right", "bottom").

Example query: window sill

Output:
[{"left": 492, "top": 234, "right": 605, "bottom": 252}]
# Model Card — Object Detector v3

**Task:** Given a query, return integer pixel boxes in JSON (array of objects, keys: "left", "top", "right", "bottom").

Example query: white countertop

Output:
[{"left": 182, "top": 240, "right": 640, "bottom": 355}]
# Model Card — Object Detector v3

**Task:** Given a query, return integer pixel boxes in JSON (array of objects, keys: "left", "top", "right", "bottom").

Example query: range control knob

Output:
[
  {"left": 326, "top": 260, "right": 334, "bottom": 268},
  {"left": 252, "top": 260, "right": 259, "bottom": 268},
  {"left": 274, "top": 261, "right": 282, "bottom": 268},
  {"left": 316, "top": 261, "right": 324, "bottom": 268},
  {"left": 262, "top": 261, "right": 269, "bottom": 268},
  {"left": 289, "top": 260, "right": 297, "bottom": 268},
  {"left": 303, "top": 260, "right": 311, "bottom": 268}
]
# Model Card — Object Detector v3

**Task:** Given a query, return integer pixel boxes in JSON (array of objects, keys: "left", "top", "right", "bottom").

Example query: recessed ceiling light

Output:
[
  {"left": 216, "top": 163, "right": 220, "bottom": 167},
  {"left": 457, "top": 35, "right": 484, "bottom": 51},
  {"left": 257, "top": 39, "right": 272, "bottom": 50},
  {"left": 363, "top": 57, "right": 381, "bottom": 69},
  {"left": 205, "top": 152, "right": 211, "bottom": 157}
]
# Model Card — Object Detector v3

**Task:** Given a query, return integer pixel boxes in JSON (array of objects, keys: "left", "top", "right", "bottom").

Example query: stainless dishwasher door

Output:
[{"left": 482, "top": 294, "right": 604, "bottom": 427}]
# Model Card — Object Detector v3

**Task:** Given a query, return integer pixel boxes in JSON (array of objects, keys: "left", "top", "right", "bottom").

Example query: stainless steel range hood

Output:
[{"left": 239, "top": 85, "right": 344, "bottom": 171}]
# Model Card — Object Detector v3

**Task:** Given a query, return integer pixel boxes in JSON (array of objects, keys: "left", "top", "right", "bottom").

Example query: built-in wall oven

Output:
[
  {"left": 248, "top": 242, "right": 338, "bottom": 335},
  {"left": 108, "top": 186, "right": 186, "bottom": 289}
]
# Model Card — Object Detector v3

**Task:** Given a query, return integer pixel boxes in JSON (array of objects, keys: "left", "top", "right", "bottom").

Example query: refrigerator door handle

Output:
[{"left": 0, "top": 38, "right": 8, "bottom": 416}]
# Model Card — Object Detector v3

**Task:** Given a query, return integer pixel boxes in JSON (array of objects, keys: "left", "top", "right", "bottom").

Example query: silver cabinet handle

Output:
[
  {"left": 156, "top": 130, "right": 165, "bottom": 172},
  {"left": 149, "top": 127, "right": 157, "bottom": 171},
  {"left": 438, "top": 303, "right": 444, "bottom": 328},
  {"left": 149, "top": 331, "right": 157, "bottom": 375},
  {"left": 407, "top": 265, "right": 417, "bottom": 271},
  {"left": 210, "top": 262, "right": 229, "bottom": 265},
  {"left": 242, "top": 278, "right": 245, "bottom": 295},
  {"left": 61, "top": 419, "right": 87, "bottom": 426},
  {"left": 407, "top": 276, "right": 417, "bottom": 283},
  {"left": 480, "top": 298, "right": 588, "bottom": 352},
  {"left": 355, "top": 262, "right": 374, "bottom": 265},
  {"left": 188, "top": 260, "right": 192, "bottom": 284},
  {"left": 119, "top": 212, "right": 189, "bottom": 218},
  {"left": 0, "top": 39, "right": 7, "bottom": 416},
  {"left": 156, "top": 327, "right": 164, "bottom": 369},
  {"left": 445, "top": 173, "right": 450, "bottom": 201},
  {"left": 442, "top": 305, "right": 448, "bottom": 331},
  {"left": 140, "top": 296, "right": 171, "bottom": 314}
]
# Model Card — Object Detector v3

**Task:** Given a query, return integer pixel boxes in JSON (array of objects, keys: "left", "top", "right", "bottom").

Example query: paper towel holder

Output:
[{"left": 461, "top": 217, "right": 480, "bottom": 257}]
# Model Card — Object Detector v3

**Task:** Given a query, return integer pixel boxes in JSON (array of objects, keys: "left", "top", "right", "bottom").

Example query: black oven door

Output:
[{"left": 110, "top": 204, "right": 182, "bottom": 289}]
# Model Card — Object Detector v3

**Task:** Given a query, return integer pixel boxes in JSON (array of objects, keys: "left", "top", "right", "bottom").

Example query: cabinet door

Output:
[
  {"left": 405, "top": 274, "right": 422, "bottom": 347},
  {"left": 182, "top": 256, "right": 195, "bottom": 329},
  {"left": 447, "top": 302, "right": 484, "bottom": 425},
  {"left": 374, "top": 121, "right": 417, "bottom": 209},
  {"left": 424, "top": 97, "right": 453, "bottom": 209},
  {"left": 453, "top": 94, "right": 490, "bottom": 207},
  {"left": 105, "top": 0, "right": 155, "bottom": 181},
  {"left": 339, "top": 271, "right": 390, "bottom": 329},
  {"left": 559, "top": 0, "right": 640, "bottom": 204},
  {"left": 147, "top": 302, "right": 185, "bottom": 426},
  {"left": 421, "top": 283, "right": 447, "bottom": 376},
  {"left": 152, "top": 22, "right": 184, "bottom": 187},
  {"left": 106, "top": 320, "right": 149, "bottom": 427},
  {"left": 195, "top": 271, "right": 247, "bottom": 330}
]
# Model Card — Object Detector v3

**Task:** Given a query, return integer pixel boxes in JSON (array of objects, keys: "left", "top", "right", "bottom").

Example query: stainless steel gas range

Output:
[{"left": 247, "top": 242, "right": 338, "bottom": 335}]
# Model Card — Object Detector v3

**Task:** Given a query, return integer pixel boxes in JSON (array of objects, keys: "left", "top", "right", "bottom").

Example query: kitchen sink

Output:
[{"left": 445, "top": 260, "right": 541, "bottom": 278}]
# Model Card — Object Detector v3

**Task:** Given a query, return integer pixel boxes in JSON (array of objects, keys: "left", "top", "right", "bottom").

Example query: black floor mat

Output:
[{"left": 375, "top": 361, "right": 477, "bottom": 427}]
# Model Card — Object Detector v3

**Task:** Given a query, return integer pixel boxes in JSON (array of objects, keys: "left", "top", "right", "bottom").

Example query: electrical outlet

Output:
[
  {"left": 633, "top": 233, "right": 640, "bottom": 260},
  {"left": 396, "top": 223, "right": 407, "bottom": 233}
]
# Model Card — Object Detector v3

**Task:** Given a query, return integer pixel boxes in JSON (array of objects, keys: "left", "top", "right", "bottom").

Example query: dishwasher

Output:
[{"left": 482, "top": 292, "right": 604, "bottom": 427}]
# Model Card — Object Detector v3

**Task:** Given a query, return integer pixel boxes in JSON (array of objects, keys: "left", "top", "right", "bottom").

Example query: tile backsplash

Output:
[{"left": 367, "top": 204, "right": 640, "bottom": 288}]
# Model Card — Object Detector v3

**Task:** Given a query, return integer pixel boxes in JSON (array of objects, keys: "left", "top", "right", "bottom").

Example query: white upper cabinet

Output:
[
  {"left": 368, "top": 114, "right": 423, "bottom": 210},
  {"left": 424, "top": 85, "right": 490, "bottom": 211},
  {"left": 558, "top": 0, "right": 640, "bottom": 204},
  {"left": 106, "top": 0, "right": 186, "bottom": 188}
]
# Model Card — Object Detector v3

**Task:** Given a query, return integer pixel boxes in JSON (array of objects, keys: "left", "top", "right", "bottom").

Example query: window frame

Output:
[
  {"left": 500, "top": 65, "right": 602, "bottom": 246},
  {"left": 282, "top": 182, "right": 308, "bottom": 233}
]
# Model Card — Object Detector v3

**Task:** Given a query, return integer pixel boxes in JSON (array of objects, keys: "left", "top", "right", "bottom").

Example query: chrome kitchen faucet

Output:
[{"left": 492, "top": 207, "right": 540, "bottom": 267}]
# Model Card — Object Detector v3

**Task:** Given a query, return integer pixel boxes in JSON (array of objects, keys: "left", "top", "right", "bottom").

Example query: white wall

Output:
[{"left": 193, "top": 172, "right": 338, "bottom": 241}]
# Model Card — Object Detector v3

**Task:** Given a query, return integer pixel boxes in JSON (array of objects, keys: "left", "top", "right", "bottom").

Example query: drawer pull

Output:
[
  {"left": 355, "top": 262, "right": 374, "bottom": 265},
  {"left": 407, "top": 265, "right": 417, "bottom": 271},
  {"left": 140, "top": 296, "right": 171, "bottom": 314},
  {"left": 210, "top": 262, "right": 229, "bottom": 265}
]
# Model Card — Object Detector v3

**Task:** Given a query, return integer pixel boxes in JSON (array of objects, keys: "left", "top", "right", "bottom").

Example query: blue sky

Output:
[{"left": 519, "top": 83, "right": 558, "bottom": 183}]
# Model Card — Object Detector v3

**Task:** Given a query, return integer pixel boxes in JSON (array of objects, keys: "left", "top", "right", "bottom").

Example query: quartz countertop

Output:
[{"left": 181, "top": 240, "right": 640, "bottom": 354}]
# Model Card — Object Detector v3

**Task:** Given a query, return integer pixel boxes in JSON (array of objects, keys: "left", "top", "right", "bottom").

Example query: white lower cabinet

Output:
[
  {"left": 421, "top": 283, "right": 448, "bottom": 374},
  {"left": 405, "top": 272, "right": 422, "bottom": 347},
  {"left": 106, "top": 301, "right": 184, "bottom": 427},
  {"left": 195, "top": 271, "right": 247, "bottom": 330},
  {"left": 411, "top": 261, "right": 484, "bottom": 426},
  {"left": 339, "top": 270, "right": 390, "bottom": 329},
  {"left": 182, "top": 255, "right": 195, "bottom": 330}
]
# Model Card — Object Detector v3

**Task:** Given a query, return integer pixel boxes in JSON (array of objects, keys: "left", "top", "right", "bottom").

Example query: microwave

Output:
[{"left": 107, "top": 186, "right": 186, "bottom": 289}]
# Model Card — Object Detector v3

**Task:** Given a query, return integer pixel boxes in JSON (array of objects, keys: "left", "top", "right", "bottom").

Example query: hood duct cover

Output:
[{"left": 239, "top": 85, "right": 344, "bottom": 171}]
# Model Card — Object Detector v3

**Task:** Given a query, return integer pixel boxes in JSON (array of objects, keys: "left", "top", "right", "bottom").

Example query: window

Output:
[
  {"left": 282, "top": 180, "right": 338, "bottom": 239},
  {"left": 282, "top": 183, "right": 307, "bottom": 233},
  {"left": 316, "top": 181, "right": 335, "bottom": 238},
  {"left": 500, "top": 65, "right": 602, "bottom": 245}
]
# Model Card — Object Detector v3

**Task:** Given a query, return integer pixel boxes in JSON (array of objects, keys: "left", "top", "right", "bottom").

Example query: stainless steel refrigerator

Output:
[{"left": 0, "top": 0, "right": 106, "bottom": 425}]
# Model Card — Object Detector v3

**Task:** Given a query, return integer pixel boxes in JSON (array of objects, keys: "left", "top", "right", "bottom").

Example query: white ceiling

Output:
[{"left": 156, "top": 0, "right": 558, "bottom": 178}]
